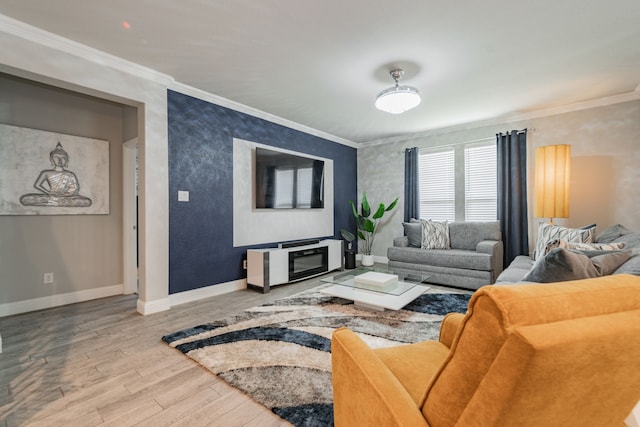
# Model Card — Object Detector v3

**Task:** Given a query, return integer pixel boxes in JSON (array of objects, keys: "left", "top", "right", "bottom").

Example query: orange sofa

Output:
[{"left": 331, "top": 274, "right": 640, "bottom": 427}]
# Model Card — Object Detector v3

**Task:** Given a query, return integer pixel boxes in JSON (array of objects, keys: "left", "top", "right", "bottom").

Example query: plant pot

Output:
[
  {"left": 344, "top": 250, "right": 356, "bottom": 269},
  {"left": 361, "top": 254, "right": 375, "bottom": 267}
]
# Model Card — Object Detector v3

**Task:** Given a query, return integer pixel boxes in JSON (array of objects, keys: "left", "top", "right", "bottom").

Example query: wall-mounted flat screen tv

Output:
[{"left": 255, "top": 147, "right": 325, "bottom": 209}]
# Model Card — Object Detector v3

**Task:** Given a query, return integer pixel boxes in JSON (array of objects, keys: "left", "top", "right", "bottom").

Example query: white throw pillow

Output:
[
  {"left": 534, "top": 223, "right": 595, "bottom": 260},
  {"left": 421, "top": 219, "right": 450, "bottom": 249}
]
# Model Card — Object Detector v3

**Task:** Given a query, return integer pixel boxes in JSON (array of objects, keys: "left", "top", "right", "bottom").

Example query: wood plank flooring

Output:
[{"left": 0, "top": 279, "right": 324, "bottom": 427}]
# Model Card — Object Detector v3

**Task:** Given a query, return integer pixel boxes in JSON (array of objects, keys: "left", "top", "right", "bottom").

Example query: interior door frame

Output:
[{"left": 123, "top": 138, "right": 138, "bottom": 295}]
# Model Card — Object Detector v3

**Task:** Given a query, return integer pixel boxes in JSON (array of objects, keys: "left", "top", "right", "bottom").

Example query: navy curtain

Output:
[
  {"left": 404, "top": 147, "right": 419, "bottom": 222},
  {"left": 497, "top": 130, "right": 529, "bottom": 267}
]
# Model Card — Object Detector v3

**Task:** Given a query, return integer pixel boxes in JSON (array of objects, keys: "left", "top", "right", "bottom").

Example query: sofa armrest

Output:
[
  {"left": 476, "top": 239, "right": 501, "bottom": 255},
  {"left": 439, "top": 312, "right": 465, "bottom": 348},
  {"left": 394, "top": 236, "right": 410, "bottom": 247},
  {"left": 476, "top": 240, "right": 504, "bottom": 280},
  {"left": 331, "top": 327, "right": 430, "bottom": 427}
]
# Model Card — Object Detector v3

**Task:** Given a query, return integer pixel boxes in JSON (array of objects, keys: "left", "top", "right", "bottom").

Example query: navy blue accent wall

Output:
[{"left": 168, "top": 90, "right": 357, "bottom": 294}]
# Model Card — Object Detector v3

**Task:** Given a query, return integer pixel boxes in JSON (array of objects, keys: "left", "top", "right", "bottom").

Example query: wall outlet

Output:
[
  {"left": 43, "top": 272, "right": 54, "bottom": 284},
  {"left": 243, "top": 260, "right": 247, "bottom": 269},
  {"left": 178, "top": 190, "right": 189, "bottom": 202}
]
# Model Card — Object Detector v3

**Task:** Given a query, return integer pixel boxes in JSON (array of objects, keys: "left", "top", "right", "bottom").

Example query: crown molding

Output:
[
  {"left": 1, "top": 13, "right": 358, "bottom": 148},
  {"left": 363, "top": 90, "right": 640, "bottom": 147},
  {"left": 0, "top": 14, "right": 174, "bottom": 86},
  {"left": 169, "top": 81, "right": 358, "bottom": 149}
]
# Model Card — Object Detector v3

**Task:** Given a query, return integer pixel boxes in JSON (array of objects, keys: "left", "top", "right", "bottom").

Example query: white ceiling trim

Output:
[
  {"left": 362, "top": 91, "right": 640, "bottom": 148},
  {"left": 0, "top": 14, "right": 174, "bottom": 86},
  {"left": 169, "top": 81, "right": 358, "bottom": 148},
  {"left": 2, "top": 11, "right": 638, "bottom": 149},
  {"left": 2, "top": 13, "right": 357, "bottom": 148}
]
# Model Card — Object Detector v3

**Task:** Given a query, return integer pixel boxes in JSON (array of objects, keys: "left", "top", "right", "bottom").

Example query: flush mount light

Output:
[{"left": 375, "top": 69, "right": 421, "bottom": 114}]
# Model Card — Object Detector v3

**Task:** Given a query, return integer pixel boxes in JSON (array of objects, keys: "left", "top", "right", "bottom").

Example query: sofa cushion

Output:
[
  {"left": 615, "top": 254, "right": 640, "bottom": 275},
  {"left": 388, "top": 246, "right": 494, "bottom": 271},
  {"left": 449, "top": 221, "right": 501, "bottom": 251},
  {"left": 421, "top": 220, "right": 450, "bottom": 250},
  {"left": 495, "top": 255, "right": 534, "bottom": 283},
  {"left": 595, "top": 223, "right": 634, "bottom": 243},
  {"left": 522, "top": 248, "right": 631, "bottom": 283},
  {"left": 374, "top": 340, "right": 449, "bottom": 406},
  {"left": 534, "top": 222, "right": 595, "bottom": 260},
  {"left": 402, "top": 221, "right": 422, "bottom": 248}
]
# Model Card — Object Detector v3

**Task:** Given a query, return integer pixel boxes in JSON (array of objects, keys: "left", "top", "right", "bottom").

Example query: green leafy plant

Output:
[{"left": 346, "top": 192, "right": 398, "bottom": 255}]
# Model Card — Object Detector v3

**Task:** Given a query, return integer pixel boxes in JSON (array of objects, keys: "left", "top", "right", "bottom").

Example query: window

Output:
[
  {"left": 418, "top": 140, "right": 497, "bottom": 222},
  {"left": 465, "top": 143, "right": 497, "bottom": 221},
  {"left": 418, "top": 148, "right": 455, "bottom": 221}
]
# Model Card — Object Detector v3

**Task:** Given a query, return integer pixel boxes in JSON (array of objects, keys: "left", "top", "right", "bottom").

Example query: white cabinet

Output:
[{"left": 247, "top": 239, "right": 343, "bottom": 292}]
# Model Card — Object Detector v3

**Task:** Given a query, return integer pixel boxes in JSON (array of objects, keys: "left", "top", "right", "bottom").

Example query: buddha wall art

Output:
[{"left": 0, "top": 124, "right": 109, "bottom": 215}]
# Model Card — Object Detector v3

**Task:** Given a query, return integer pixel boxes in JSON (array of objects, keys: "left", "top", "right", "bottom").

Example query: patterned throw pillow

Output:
[
  {"left": 534, "top": 223, "right": 596, "bottom": 260},
  {"left": 421, "top": 219, "right": 450, "bottom": 249},
  {"left": 543, "top": 239, "right": 626, "bottom": 257}
]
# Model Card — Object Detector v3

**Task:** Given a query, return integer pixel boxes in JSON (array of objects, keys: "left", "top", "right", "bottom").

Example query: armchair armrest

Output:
[
  {"left": 439, "top": 312, "right": 465, "bottom": 348},
  {"left": 331, "top": 327, "right": 430, "bottom": 427}
]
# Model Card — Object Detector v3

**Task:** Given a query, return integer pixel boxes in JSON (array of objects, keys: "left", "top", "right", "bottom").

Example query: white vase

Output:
[{"left": 361, "top": 254, "right": 375, "bottom": 266}]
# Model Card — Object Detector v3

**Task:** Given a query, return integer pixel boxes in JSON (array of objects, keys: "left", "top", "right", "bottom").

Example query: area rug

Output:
[{"left": 162, "top": 284, "right": 471, "bottom": 427}]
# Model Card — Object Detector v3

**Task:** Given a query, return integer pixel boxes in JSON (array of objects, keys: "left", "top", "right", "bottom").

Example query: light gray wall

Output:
[
  {"left": 123, "top": 105, "right": 138, "bottom": 142},
  {"left": 0, "top": 74, "right": 124, "bottom": 304},
  {"left": 357, "top": 99, "right": 640, "bottom": 258}
]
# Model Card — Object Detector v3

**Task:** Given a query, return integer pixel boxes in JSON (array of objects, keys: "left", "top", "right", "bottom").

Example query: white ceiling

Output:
[{"left": 1, "top": 0, "right": 640, "bottom": 144}]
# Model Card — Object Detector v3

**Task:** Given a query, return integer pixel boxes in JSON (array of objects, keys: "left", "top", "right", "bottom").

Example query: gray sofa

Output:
[
  {"left": 496, "top": 224, "right": 640, "bottom": 284},
  {"left": 387, "top": 221, "right": 503, "bottom": 290}
]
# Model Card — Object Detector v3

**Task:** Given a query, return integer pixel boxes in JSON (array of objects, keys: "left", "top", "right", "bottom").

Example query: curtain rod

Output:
[
  {"left": 395, "top": 136, "right": 493, "bottom": 155},
  {"left": 397, "top": 128, "right": 534, "bottom": 155}
]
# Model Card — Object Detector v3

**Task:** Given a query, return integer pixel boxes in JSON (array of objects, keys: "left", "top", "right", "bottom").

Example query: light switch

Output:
[{"left": 178, "top": 190, "right": 189, "bottom": 202}]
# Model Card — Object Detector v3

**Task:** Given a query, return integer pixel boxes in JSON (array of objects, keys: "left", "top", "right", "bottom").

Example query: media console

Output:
[{"left": 247, "top": 239, "right": 343, "bottom": 293}]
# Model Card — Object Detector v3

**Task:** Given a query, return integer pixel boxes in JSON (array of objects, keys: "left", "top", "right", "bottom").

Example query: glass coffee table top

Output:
[{"left": 321, "top": 267, "right": 428, "bottom": 296}]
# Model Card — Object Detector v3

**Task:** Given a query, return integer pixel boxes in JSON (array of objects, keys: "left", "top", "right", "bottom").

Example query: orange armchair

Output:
[{"left": 331, "top": 274, "right": 640, "bottom": 427}]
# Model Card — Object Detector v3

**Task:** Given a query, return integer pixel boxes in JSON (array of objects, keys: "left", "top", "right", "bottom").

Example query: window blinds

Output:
[
  {"left": 418, "top": 149, "right": 455, "bottom": 221},
  {"left": 465, "top": 143, "right": 497, "bottom": 221}
]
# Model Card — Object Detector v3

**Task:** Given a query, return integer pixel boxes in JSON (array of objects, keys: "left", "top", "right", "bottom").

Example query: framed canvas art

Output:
[{"left": 0, "top": 124, "right": 110, "bottom": 215}]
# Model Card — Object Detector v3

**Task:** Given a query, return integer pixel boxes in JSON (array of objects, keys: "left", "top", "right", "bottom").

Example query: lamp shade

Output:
[
  {"left": 375, "top": 86, "right": 421, "bottom": 114},
  {"left": 534, "top": 144, "right": 571, "bottom": 221}
]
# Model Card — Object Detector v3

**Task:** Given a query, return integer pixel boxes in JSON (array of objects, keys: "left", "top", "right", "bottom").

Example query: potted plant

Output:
[{"left": 346, "top": 192, "right": 398, "bottom": 266}]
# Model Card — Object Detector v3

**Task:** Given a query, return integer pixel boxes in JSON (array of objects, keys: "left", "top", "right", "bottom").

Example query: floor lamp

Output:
[{"left": 534, "top": 144, "right": 571, "bottom": 225}]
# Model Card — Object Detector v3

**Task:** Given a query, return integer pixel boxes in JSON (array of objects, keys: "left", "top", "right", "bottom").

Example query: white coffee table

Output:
[{"left": 320, "top": 268, "right": 429, "bottom": 311}]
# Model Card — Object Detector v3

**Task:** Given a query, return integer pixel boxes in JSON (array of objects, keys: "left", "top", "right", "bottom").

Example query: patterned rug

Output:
[{"left": 162, "top": 284, "right": 471, "bottom": 427}]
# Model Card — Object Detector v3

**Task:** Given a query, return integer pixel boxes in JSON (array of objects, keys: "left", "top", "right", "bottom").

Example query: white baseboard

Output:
[
  {"left": 0, "top": 284, "right": 124, "bottom": 318},
  {"left": 168, "top": 279, "right": 247, "bottom": 307},
  {"left": 136, "top": 297, "right": 171, "bottom": 315}
]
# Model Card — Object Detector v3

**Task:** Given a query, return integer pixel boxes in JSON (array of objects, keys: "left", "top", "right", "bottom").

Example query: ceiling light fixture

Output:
[{"left": 375, "top": 69, "right": 421, "bottom": 114}]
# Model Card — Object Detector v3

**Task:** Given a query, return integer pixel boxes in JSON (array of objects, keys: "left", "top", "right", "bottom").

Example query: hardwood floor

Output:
[{"left": 0, "top": 279, "right": 324, "bottom": 427}]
